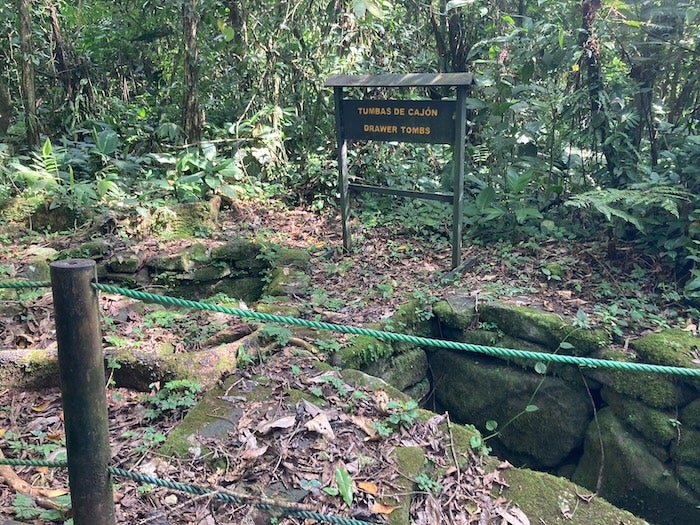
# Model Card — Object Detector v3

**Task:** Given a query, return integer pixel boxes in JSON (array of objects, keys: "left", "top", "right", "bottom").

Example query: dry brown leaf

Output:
[
  {"left": 31, "top": 401, "right": 51, "bottom": 412},
  {"left": 374, "top": 389, "right": 390, "bottom": 415},
  {"left": 370, "top": 502, "right": 398, "bottom": 515},
  {"left": 501, "top": 506, "right": 530, "bottom": 524},
  {"left": 256, "top": 415, "right": 296, "bottom": 434},
  {"left": 357, "top": 481, "right": 378, "bottom": 495},
  {"left": 556, "top": 290, "right": 573, "bottom": 299},
  {"left": 304, "top": 413, "right": 335, "bottom": 440},
  {"left": 350, "top": 415, "right": 378, "bottom": 438}
]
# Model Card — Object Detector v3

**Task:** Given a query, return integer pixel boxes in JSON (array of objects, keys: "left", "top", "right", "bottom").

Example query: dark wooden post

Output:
[
  {"left": 451, "top": 85, "right": 468, "bottom": 269},
  {"left": 334, "top": 86, "right": 352, "bottom": 252},
  {"left": 50, "top": 259, "right": 115, "bottom": 525}
]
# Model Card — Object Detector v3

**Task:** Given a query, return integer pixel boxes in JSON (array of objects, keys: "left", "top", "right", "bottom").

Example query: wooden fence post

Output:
[{"left": 50, "top": 259, "right": 115, "bottom": 525}]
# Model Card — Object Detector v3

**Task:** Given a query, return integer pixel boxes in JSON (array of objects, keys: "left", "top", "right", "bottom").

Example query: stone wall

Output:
[{"left": 426, "top": 293, "right": 700, "bottom": 525}]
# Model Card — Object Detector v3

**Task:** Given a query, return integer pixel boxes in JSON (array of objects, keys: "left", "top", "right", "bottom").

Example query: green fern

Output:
[{"left": 565, "top": 184, "right": 689, "bottom": 232}]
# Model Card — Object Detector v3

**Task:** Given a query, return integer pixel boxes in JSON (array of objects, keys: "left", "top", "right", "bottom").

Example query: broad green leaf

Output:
[
  {"left": 559, "top": 342, "right": 574, "bottom": 350},
  {"left": 93, "top": 129, "right": 119, "bottom": 156},
  {"left": 515, "top": 207, "right": 543, "bottom": 224},
  {"left": 485, "top": 420, "right": 498, "bottom": 431},
  {"left": 335, "top": 466, "right": 353, "bottom": 506},
  {"left": 525, "top": 404, "right": 539, "bottom": 413},
  {"left": 534, "top": 362, "right": 547, "bottom": 374},
  {"left": 475, "top": 186, "right": 496, "bottom": 210}
]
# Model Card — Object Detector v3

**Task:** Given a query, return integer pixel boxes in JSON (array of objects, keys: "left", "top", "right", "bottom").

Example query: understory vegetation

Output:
[{"left": 1, "top": 0, "right": 699, "bottom": 305}]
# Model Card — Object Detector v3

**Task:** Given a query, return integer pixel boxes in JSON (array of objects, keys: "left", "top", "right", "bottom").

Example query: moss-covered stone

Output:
[
  {"left": 147, "top": 243, "right": 209, "bottom": 272},
  {"left": 254, "top": 301, "right": 302, "bottom": 318},
  {"left": 148, "top": 203, "right": 218, "bottom": 238},
  {"left": 160, "top": 378, "right": 242, "bottom": 457},
  {"left": 211, "top": 277, "right": 265, "bottom": 303},
  {"left": 671, "top": 428, "right": 700, "bottom": 467},
  {"left": 264, "top": 267, "right": 310, "bottom": 297},
  {"left": 268, "top": 247, "right": 311, "bottom": 269},
  {"left": 432, "top": 294, "right": 476, "bottom": 331},
  {"left": 573, "top": 408, "right": 699, "bottom": 524},
  {"left": 0, "top": 194, "right": 45, "bottom": 224},
  {"left": 499, "top": 466, "right": 646, "bottom": 525},
  {"left": 584, "top": 348, "right": 684, "bottom": 409},
  {"left": 678, "top": 466, "right": 700, "bottom": 498},
  {"left": 106, "top": 253, "right": 142, "bottom": 273},
  {"left": 338, "top": 335, "right": 394, "bottom": 369},
  {"left": 387, "top": 446, "right": 425, "bottom": 525},
  {"left": 211, "top": 238, "right": 261, "bottom": 262},
  {"left": 479, "top": 301, "right": 610, "bottom": 355},
  {"left": 362, "top": 348, "right": 428, "bottom": 393},
  {"left": 429, "top": 348, "right": 592, "bottom": 468},
  {"left": 385, "top": 299, "right": 435, "bottom": 338},
  {"left": 681, "top": 399, "right": 700, "bottom": 429},
  {"left": 188, "top": 263, "right": 231, "bottom": 282},
  {"left": 59, "top": 239, "right": 110, "bottom": 259},
  {"left": 602, "top": 389, "right": 678, "bottom": 447},
  {"left": 632, "top": 329, "right": 700, "bottom": 389}
]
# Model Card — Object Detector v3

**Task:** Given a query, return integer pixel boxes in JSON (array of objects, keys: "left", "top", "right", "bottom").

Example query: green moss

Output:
[
  {"left": 480, "top": 301, "right": 610, "bottom": 355},
  {"left": 339, "top": 335, "right": 394, "bottom": 369},
  {"left": 0, "top": 194, "right": 44, "bottom": 223},
  {"left": 149, "top": 203, "right": 218, "bottom": 238},
  {"left": 59, "top": 239, "right": 110, "bottom": 259},
  {"left": 602, "top": 389, "right": 678, "bottom": 446},
  {"left": 148, "top": 243, "right": 209, "bottom": 271},
  {"left": 386, "top": 299, "right": 435, "bottom": 336},
  {"left": 254, "top": 301, "right": 301, "bottom": 318},
  {"left": 681, "top": 400, "right": 700, "bottom": 429},
  {"left": 671, "top": 428, "right": 700, "bottom": 467},
  {"left": 264, "top": 267, "right": 310, "bottom": 297},
  {"left": 212, "top": 238, "right": 262, "bottom": 262},
  {"left": 632, "top": 330, "right": 700, "bottom": 389},
  {"left": 433, "top": 297, "right": 475, "bottom": 330},
  {"left": 499, "top": 466, "right": 646, "bottom": 524},
  {"left": 361, "top": 348, "right": 428, "bottom": 392},
  {"left": 211, "top": 277, "right": 265, "bottom": 303},
  {"left": 677, "top": 466, "right": 700, "bottom": 497},
  {"left": 387, "top": 447, "right": 425, "bottom": 525},
  {"left": 269, "top": 247, "right": 311, "bottom": 269}
]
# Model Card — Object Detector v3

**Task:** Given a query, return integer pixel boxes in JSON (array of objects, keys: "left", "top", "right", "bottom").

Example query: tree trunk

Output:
[
  {"left": 0, "top": 80, "right": 11, "bottom": 135},
  {"left": 182, "top": 0, "right": 202, "bottom": 144},
  {"left": 18, "top": 0, "right": 40, "bottom": 148},
  {"left": 580, "top": 0, "right": 616, "bottom": 181}
]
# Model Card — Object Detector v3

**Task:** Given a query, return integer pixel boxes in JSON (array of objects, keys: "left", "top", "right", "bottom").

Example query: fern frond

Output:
[{"left": 565, "top": 185, "right": 689, "bottom": 231}]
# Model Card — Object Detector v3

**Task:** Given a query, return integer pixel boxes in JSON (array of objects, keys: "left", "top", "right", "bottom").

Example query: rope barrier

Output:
[
  {"left": 0, "top": 280, "right": 51, "bottom": 289},
  {"left": 0, "top": 458, "right": 379, "bottom": 525},
  {"left": 93, "top": 283, "right": 700, "bottom": 377}
]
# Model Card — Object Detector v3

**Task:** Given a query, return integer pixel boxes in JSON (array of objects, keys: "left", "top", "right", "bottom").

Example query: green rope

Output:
[
  {"left": 108, "top": 467, "right": 379, "bottom": 525},
  {"left": 93, "top": 283, "right": 700, "bottom": 377},
  {"left": 0, "top": 459, "right": 378, "bottom": 525},
  {"left": 0, "top": 458, "right": 67, "bottom": 468},
  {"left": 0, "top": 280, "right": 51, "bottom": 289}
]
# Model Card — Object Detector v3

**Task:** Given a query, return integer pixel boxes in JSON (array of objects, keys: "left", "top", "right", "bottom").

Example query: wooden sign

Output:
[
  {"left": 341, "top": 100, "right": 456, "bottom": 144},
  {"left": 325, "top": 73, "right": 472, "bottom": 269}
]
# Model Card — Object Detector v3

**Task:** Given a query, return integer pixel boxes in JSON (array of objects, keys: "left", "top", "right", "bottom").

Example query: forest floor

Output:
[{"left": 0, "top": 198, "right": 688, "bottom": 524}]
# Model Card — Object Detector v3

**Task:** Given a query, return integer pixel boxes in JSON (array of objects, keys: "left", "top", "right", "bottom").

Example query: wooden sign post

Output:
[{"left": 325, "top": 73, "right": 472, "bottom": 269}]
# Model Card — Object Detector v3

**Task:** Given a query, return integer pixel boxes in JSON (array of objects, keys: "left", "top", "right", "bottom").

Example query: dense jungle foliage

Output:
[{"left": 1, "top": 0, "right": 699, "bottom": 297}]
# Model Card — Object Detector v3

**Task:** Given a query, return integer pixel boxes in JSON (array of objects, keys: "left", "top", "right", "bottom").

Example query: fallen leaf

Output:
[
  {"left": 256, "top": 415, "right": 296, "bottom": 434},
  {"left": 374, "top": 389, "right": 390, "bottom": 415},
  {"left": 357, "top": 481, "right": 378, "bottom": 495},
  {"left": 304, "top": 413, "right": 335, "bottom": 440},
  {"left": 371, "top": 502, "right": 398, "bottom": 515},
  {"left": 501, "top": 506, "right": 530, "bottom": 524},
  {"left": 31, "top": 401, "right": 51, "bottom": 412},
  {"left": 350, "top": 415, "right": 378, "bottom": 438}
]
